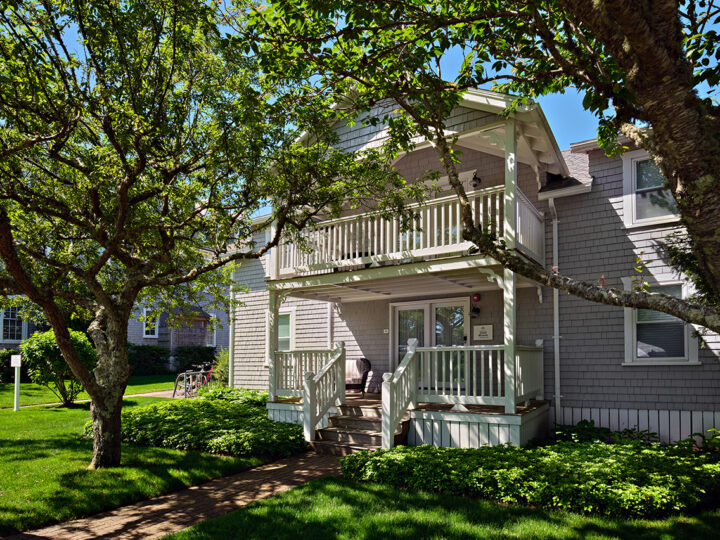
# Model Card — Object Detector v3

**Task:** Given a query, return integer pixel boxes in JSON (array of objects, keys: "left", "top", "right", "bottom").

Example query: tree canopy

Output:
[
  {"left": 0, "top": 0, "right": 420, "bottom": 467},
  {"left": 248, "top": 0, "right": 720, "bottom": 331}
]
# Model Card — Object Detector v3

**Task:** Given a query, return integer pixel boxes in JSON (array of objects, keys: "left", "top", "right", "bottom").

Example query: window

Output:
[
  {"left": 278, "top": 313, "right": 292, "bottom": 351},
  {"left": 143, "top": 307, "right": 158, "bottom": 338},
  {"left": 622, "top": 279, "right": 698, "bottom": 365},
  {"left": 622, "top": 150, "right": 679, "bottom": 227},
  {"left": 1, "top": 307, "right": 24, "bottom": 342}
]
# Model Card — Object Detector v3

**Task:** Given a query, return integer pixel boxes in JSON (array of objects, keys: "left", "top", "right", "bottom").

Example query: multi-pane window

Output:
[
  {"left": 633, "top": 159, "right": 678, "bottom": 221},
  {"left": 635, "top": 285, "right": 685, "bottom": 360},
  {"left": 278, "top": 313, "right": 291, "bottom": 351},
  {"left": 1, "top": 307, "right": 23, "bottom": 342},
  {"left": 623, "top": 280, "right": 698, "bottom": 365},
  {"left": 143, "top": 308, "right": 158, "bottom": 338},
  {"left": 623, "top": 150, "right": 679, "bottom": 226}
]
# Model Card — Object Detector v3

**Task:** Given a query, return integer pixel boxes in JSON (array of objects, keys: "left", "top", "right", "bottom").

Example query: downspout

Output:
[
  {"left": 228, "top": 298, "right": 235, "bottom": 389},
  {"left": 549, "top": 198, "right": 561, "bottom": 423}
]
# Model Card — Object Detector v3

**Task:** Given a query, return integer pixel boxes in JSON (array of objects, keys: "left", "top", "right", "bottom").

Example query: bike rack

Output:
[{"left": 172, "top": 370, "right": 207, "bottom": 398}]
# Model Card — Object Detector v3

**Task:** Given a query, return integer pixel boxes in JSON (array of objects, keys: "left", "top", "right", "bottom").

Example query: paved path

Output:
[{"left": 8, "top": 452, "right": 340, "bottom": 540}]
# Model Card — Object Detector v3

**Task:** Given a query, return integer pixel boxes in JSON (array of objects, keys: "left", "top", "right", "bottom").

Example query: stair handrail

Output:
[
  {"left": 381, "top": 338, "right": 419, "bottom": 449},
  {"left": 303, "top": 342, "right": 346, "bottom": 441}
]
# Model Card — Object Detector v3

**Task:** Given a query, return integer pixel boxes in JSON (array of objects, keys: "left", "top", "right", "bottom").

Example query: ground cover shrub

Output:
[
  {"left": 555, "top": 419, "right": 660, "bottom": 444},
  {"left": 340, "top": 443, "right": 720, "bottom": 518},
  {"left": 85, "top": 399, "right": 305, "bottom": 458},
  {"left": 19, "top": 330, "right": 96, "bottom": 405},
  {"left": 174, "top": 346, "right": 216, "bottom": 372},
  {"left": 128, "top": 344, "right": 171, "bottom": 375},
  {"left": 196, "top": 385, "right": 268, "bottom": 406}
]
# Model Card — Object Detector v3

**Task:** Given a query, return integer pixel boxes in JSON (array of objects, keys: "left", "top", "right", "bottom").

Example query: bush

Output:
[
  {"left": 19, "top": 329, "right": 97, "bottom": 405},
  {"left": 196, "top": 385, "right": 268, "bottom": 406},
  {"left": 213, "top": 349, "right": 229, "bottom": 385},
  {"left": 340, "top": 443, "right": 720, "bottom": 518},
  {"left": 0, "top": 348, "right": 30, "bottom": 384},
  {"left": 174, "top": 345, "right": 216, "bottom": 372},
  {"left": 128, "top": 344, "right": 171, "bottom": 375},
  {"left": 554, "top": 419, "right": 660, "bottom": 444},
  {"left": 84, "top": 399, "right": 306, "bottom": 458}
]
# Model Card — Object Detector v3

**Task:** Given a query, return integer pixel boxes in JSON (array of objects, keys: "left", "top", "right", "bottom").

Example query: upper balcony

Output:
[{"left": 270, "top": 186, "right": 545, "bottom": 279}]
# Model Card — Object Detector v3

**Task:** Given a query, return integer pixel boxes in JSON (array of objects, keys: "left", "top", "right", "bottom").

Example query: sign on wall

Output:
[{"left": 473, "top": 325, "right": 493, "bottom": 341}]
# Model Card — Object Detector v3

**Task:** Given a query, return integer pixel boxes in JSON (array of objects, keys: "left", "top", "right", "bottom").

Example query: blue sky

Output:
[{"left": 535, "top": 91, "right": 599, "bottom": 150}]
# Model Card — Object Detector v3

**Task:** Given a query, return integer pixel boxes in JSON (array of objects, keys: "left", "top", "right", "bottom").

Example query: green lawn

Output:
[
  {"left": 167, "top": 477, "right": 720, "bottom": 540},
  {"left": 0, "top": 397, "right": 266, "bottom": 535},
  {"left": 0, "top": 373, "right": 176, "bottom": 408}
]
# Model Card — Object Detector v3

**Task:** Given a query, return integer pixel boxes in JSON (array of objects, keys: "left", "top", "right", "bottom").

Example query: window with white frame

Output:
[
  {"left": 143, "top": 307, "right": 159, "bottom": 338},
  {"left": 622, "top": 279, "right": 698, "bottom": 365},
  {"left": 1, "top": 307, "right": 24, "bottom": 342},
  {"left": 277, "top": 309, "right": 295, "bottom": 351},
  {"left": 622, "top": 150, "right": 679, "bottom": 227}
]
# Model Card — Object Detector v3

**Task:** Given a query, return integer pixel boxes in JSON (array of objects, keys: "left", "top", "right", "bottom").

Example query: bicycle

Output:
[{"left": 172, "top": 362, "right": 214, "bottom": 398}]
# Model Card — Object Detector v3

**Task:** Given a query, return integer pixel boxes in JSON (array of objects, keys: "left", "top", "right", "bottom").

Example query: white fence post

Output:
[
  {"left": 303, "top": 371, "right": 316, "bottom": 441},
  {"left": 335, "top": 341, "right": 346, "bottom": 406},
  {"left": 407, "top": 338, "right": 418, "bottom": 410},
  {"left": 381, "top": 372, "right": 394, "bottom": 449}
]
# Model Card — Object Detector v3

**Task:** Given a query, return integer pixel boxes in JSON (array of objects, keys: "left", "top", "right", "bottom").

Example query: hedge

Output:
[
  {"left": 196, "top": 385, "right": 268, "bottom": 406},
  {"left": 128, "top": 344, "right": 171, "bottom": 375},
  {"left": 340, "top": 444, "right": 720, "bottom": 518},
  {"left": 85, "top": 398, "right": 305, "bottom": 458},
  {"left": 173, "top": 345, "right": 216, "bottom": 372}
]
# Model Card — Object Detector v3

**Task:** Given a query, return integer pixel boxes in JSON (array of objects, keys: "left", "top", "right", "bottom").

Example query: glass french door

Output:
[{"left": 392, "top": 299, "right": 469, "bottom": 369}]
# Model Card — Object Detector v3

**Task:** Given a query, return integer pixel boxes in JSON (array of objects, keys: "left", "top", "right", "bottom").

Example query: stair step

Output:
[
  {"left": 336, "top": 404, "right": 382, "bottom": 418},
  {"left": 318, "top": 427, "right": 383, "bottom": 446},
  {"left": 310, "top": 440, "right": 378, "bottom": 456},
  {"left": 328, "top": 415, "right": 381, "bottom": 430}
]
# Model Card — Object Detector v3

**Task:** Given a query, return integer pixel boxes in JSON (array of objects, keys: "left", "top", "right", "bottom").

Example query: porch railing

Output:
[
  {"left": 382, "top": 340, "right": 544, "bottom": 448},
  {"left": 303, "top": 342, "right": 346, "bottom": 441},
  {"left": 275, "top": 349, "right": 339, "bottom": 396},
  {"left": 275, "top": 186, "right": 545, "bottom": 277}
]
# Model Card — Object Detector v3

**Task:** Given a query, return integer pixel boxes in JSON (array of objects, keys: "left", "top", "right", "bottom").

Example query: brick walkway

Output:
[{"left": 8, "top": 453, "right": 340, "bottom": 540}]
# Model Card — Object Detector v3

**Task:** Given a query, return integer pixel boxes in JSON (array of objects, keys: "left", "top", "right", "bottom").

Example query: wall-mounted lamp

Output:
[{"left": 471, "top": 169, "right": 482, "bottom": 188}]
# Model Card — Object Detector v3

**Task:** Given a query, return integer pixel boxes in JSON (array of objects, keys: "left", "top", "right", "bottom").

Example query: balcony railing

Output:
[{"left": 274, "top": 186, "right": 544, "bottom": 277}]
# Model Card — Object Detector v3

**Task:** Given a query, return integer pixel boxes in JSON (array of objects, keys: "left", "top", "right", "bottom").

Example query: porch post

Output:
[
  {"left": 335, "top": 341, "right": 346, "bottom": 406},
  {"left": 504, "top": 119, "right": 517, "bottom": 249},
  {"left": 265, "top": 288, "right": 280, "bottom": 401},
  {"left": 269, "top": 219, "right": 280, "bottom": 280},
  {"left": 503, "top": 267, "right": 517, "bottom": 414}
]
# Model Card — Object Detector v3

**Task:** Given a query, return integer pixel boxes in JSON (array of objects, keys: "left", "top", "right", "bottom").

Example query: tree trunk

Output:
[
  {"left": 88, "top": 391, "right": 124, "bottom": 469},
  {"left": 86, "top": 312, "right": 131, "bottom": 469}
]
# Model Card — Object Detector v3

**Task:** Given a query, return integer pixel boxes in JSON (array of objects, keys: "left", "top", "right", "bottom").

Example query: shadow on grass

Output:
[
  {"left": 0, "top": 434, "right": 262, "bottom": 536},
  {"left": 170, "top": 477, "right": 720, "bottom": 540}
]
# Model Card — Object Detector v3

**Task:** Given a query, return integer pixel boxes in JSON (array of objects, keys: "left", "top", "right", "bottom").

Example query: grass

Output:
[
  {"left": 166, "top": 476, "right": 720, "bottom": 540},
  {"left": 0, "top": 397, "right": 267, "bottom": 535},
  {"left": 0, "top": 373, "right": 176, "bottom": 408}
]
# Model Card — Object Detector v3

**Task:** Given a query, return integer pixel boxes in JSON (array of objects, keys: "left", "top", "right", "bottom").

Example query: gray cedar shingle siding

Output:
[{"left": 551, "top": 148, "right": 720, "bottom": 411}]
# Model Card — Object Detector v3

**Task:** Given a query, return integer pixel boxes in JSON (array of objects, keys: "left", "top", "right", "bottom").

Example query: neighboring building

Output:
[
  {"left": 228, "top": 88, "right": 720, "bottom": 453},
  {"left": 127, "top": 306, "right": 229, "bottom": 356},
  {"left": 0, "top": 307, "right": 33, "bottom": 350}
]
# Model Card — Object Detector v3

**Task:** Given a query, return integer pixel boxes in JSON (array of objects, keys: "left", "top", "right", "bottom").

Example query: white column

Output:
[
  {"left": 265, "top": 289, "right": 280, "bottom": 401},
  {"left": 228, "top": 303, "right": 236, "bottom": 389},
  {"left": 303, "top": 371, "right": 316, "bottom": 441},
  {"left": 381, "top": 372, "right": 394, "bottom": 449},
  {"left": 503, "top": 267, "right": 517, "bottom": 414},
  {"left": 504, "top": 119, "right": 517, "bottom": 249},
  {"left": 269, "top": 219, "right": 280, "bottom": 279}
]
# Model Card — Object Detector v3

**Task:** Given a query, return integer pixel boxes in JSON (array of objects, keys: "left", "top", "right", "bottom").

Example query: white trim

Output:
[
  {"left": 620, "top": 277, "right": 699, "bottom": 365},
  {"left": 537, "top": 183, "right": 591, "bottom": 200},
  {"left": 0, "top": 307, "right": 25, "bottom": 343},
  {"left": 278, "top": 307, "right": 296, "bottom": 351},
  {"left": 621, "top": 149, "right": 680, "bottom": 228},
  {"left": 142, "top": 307, "right": 159, "bottom": 338},
  {"left": 389, "top": 296, "right": 471, "bottom": 370}
]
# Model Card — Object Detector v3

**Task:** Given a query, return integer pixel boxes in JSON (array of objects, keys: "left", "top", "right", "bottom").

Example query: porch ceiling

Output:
[{"left": 272, "top": 257, "right": 538, "bottom": 303}]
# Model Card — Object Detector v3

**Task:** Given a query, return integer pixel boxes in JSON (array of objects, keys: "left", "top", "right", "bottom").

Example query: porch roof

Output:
[{"left": 267, "top": 255, "right": 538, "bottom": 303}]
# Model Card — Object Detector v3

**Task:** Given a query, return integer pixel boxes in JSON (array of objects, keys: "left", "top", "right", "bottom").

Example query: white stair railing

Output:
[
  {"left": 515, "top": 346, "right": 544, "bottom": 403},
  {"left": 303, "top": 342, "right": 346, "bottom": 441},
  {"left": 382, "top": 338, "right": 419, "bottom": 449},
  {"left": 275, "top": 349, "right": 337, "bottom": 396}
]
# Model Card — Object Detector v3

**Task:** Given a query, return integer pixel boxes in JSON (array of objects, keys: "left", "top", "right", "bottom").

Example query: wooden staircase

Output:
[{"left": 310, "top": 401, "right": 409, "bottom": 456}]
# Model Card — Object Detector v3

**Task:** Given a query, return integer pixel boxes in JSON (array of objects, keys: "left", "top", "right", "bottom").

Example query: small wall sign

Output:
[
  {"left": 10, "top": 354, "right": 21, "bottom": 368},
  {"left": 473, "top": 325, "right": 493, "bottom": 341}
]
